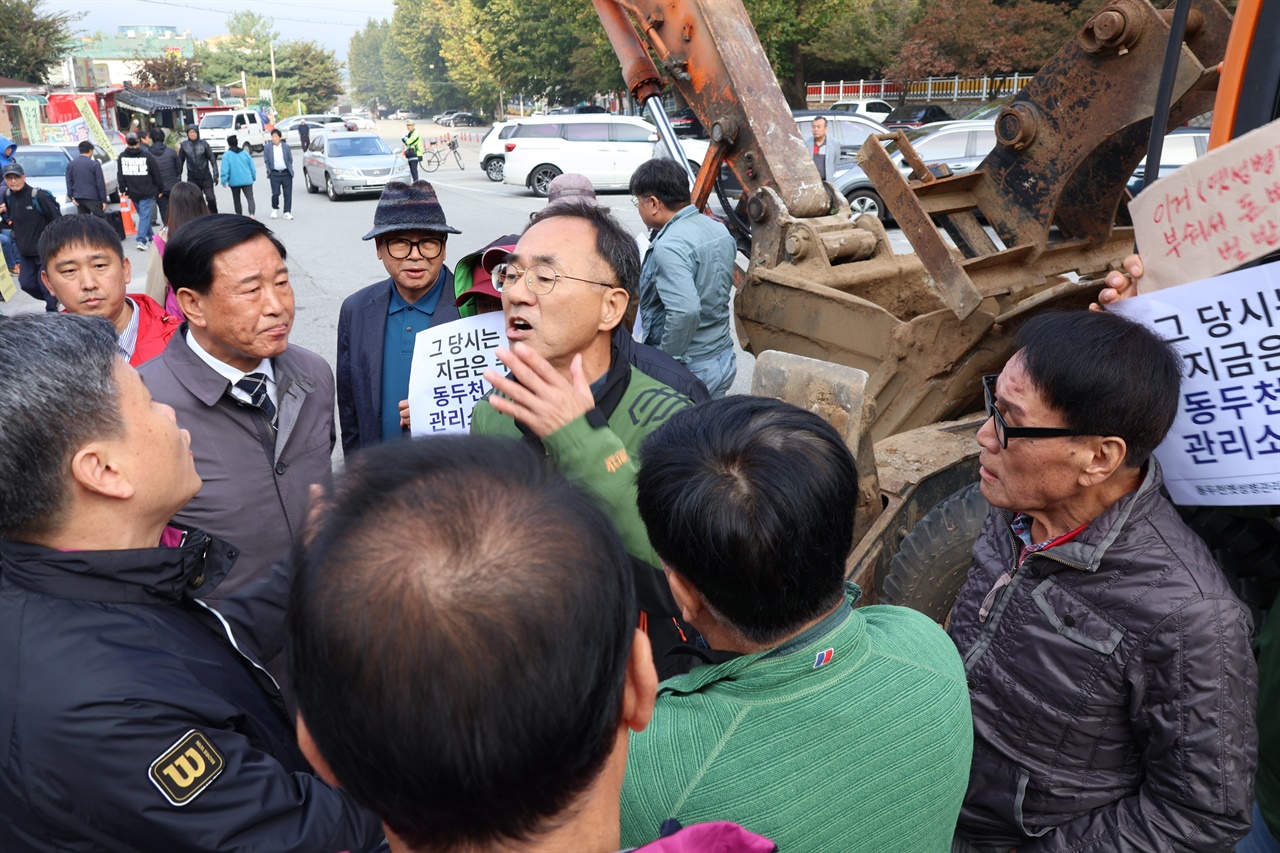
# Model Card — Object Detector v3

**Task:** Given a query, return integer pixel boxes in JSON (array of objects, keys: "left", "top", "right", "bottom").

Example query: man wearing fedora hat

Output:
[{"left": 337, "top": 180, "right": 461, "bottom": 455}]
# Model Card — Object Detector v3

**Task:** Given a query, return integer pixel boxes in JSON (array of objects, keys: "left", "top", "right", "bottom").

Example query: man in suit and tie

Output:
[
  {"left": 336, "top": 180, "right": 460, "bottom": 455},
  {"left": 138, "top": 214, "right": 336, "bottom": 602}
]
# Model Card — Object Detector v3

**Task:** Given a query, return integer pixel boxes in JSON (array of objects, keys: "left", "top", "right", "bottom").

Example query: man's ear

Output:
[
  {"left": 176, "top": 288, "right": 206, "bottom": 328},
  {"left": 70, "top": 443, "right": 135, "bottom": 501},
  {"left": 664, "top": 568, "right": 702, "bottom": 626},
  {"left": 1079, "top": 436, "right": 1129, "bottom": 487},
  {"left": 598, "top": 287, "right": 629, "bottom": 332},
  {"left": 621, "top": 628, "right": 658, "bottom": 734},
  {"left": 120, "top": 255, "right": 132, "bottom": 285},
  {"left": 296, "top": 714, "right": 342, "bottom": 788}
]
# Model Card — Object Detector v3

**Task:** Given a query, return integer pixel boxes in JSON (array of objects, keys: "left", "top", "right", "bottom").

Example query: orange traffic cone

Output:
[{"left": 119, "top": 197, "right": 137, "bottom": 236}]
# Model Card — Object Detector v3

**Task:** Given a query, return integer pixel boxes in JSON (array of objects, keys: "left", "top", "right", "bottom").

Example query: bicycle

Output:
[{"left": 423, "top": 137, "right": 465, "bottom": 172}]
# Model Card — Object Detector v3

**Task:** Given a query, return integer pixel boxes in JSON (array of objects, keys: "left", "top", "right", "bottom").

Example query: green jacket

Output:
[
  {"left": 402, "top": 129, "right": 424, "bottom": 159},
  {"left": 620, "top": 587, "right": 974, "bottom": 852},
  {"left": 470, "top": 356, "right": 693, "bottom": 572}
]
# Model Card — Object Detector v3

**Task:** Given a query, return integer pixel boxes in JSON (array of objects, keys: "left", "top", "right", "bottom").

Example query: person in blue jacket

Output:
[
  {"left": 0, "top": 135, "right": 16, "bottom": 170},
  {"left": 219, "top": 134, "right": 257, "bottom": 217}
]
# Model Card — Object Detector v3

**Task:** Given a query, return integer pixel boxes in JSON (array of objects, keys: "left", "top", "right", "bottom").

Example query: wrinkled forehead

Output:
[{"left": 513, "top": 217, "right": 607, "bottom": 274}]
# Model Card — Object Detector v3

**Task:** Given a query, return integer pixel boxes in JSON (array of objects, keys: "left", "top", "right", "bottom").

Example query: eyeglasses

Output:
[
  {"left": 384, "top": 236, "right": 444, "bottom": 260},
  {"left": 982, "top": 374, "right": 1089, "bottom": 449},
  {"left": 491, "top": 263, "right": 613, "bottom": 295}
]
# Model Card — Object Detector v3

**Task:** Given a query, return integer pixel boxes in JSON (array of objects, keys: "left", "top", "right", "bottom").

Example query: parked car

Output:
[
  {"left": 16, "top": 143, "right": 120, "bottom": 214},
  {"left": 479, "top": 121, "right": 517, "bottom": 182},
  {"left": 274, "top": 114, "right": 347, "bottom": 148},
  {"left": 432, "top": 110, "right": 460, "bottom": 125},
  {"left": 681, "top": 110, "right": 887, "bottom": 198},
  {"left": 550, "top": 105, "right": 609, "bottom": 114},
  {"left": 301, "top": 131, "right": 411, "bottom": 201},
  {"left": 199, "top": 109, "right": 267, "bottom": 154},
  {"left": 392, "top": 109, "right": 421, "bottom": 120},
  {"left": 831, "top": 120, "right": 998, "bottom": 222},
  {"left": 882, "top": 104, "right": 954, "bottom": 129},
  {"left": 957, "top": 95, "right": 1016, "bottom": 120},
  {"left": 502, "top": 114, "right": 658, "bottom": 197},
  {"left": 666, "top": 106, "right": 706, "bottom": 138},
  {"left": 445, "top": 112, "right": 486, "bottom": 127},
  {"left": 828, "top": 99, "right": 894, "bottom": 122},
  {"left": 343, "top": 113, "right": 377, "bottom": 131},
  {"left": 1127, "top": 127, "right": 1210, "bottom": 195}
]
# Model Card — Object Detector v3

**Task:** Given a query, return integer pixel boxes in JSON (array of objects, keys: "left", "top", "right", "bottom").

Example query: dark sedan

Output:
[
  {"left": 446, "top": 112, "right": 486, "bottom": 127},
  {"left": 883, "top": 104, "right": 953, "bottom": 129}
]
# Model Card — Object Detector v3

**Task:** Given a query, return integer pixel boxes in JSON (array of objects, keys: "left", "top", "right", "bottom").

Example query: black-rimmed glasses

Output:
[
  {"left": 491, "top": 263, "right": 613, "bottom": 295},
  {"left": 384, "top": 236, "right": 444, "bottom": 260},
  {"left": 982, "top": 374, "right": 1089, "bottom": 448}
]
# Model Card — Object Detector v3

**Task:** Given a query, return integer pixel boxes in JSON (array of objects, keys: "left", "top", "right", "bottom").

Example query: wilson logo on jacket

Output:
[{"left": 148, "top": 729, "right": 225, "bottom": 806}]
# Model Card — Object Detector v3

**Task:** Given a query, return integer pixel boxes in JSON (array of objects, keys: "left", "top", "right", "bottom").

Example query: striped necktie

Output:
[{"left": 234, "top": 372, "right": 277, "bottom": 427}]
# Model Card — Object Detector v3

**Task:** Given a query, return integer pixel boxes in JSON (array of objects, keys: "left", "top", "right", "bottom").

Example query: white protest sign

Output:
[
  {"left": 1128, "top": 119, "right": 1280, "bottom": 291},
  {"left": 408, "top": 312, "right": 507, "bottom": 436},
  {"left": 1110, "top": 261, "right": 1280, "bottom": 505}
]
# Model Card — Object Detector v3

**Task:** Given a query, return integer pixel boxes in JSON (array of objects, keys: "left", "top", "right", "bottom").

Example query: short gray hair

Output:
[{"left": 0, "top": 314, "right": 124, "bottom": 538}]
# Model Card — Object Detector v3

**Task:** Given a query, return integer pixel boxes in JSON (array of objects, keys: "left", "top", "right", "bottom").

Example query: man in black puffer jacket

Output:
[
  {"left": 147, "top": 127, "right": 181, "bottom": 223},
  {"left": 0, "top": 313, "right": 384, "bottom": 853},
  {"left": 949, "top": 310, "right": 1257, "bottom": 853},
  {"left": 178, "top": 125, "right": 218, "bottom": 213}
]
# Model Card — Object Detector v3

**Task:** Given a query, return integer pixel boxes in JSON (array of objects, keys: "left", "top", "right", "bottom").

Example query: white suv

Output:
[
  {"left": 501, "top": 114, "right": 657, "bottom": 196},
  {"left": 479, "top": 121, "right": 516, "bottom": 182},
  {"left": 829, "top": 99, "right": 894, "bottom": 122}
]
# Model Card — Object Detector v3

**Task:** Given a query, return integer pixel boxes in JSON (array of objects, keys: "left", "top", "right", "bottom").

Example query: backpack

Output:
[{"left": 4, "top": 187, "right": 61, "bottom": 223}]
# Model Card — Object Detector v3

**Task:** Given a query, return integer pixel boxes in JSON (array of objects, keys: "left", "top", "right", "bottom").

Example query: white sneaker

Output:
[
  {"left": 283, "top": 212, "right": 293, "bottom": 220},
  {"left": 270, "top": 209, "right": 279, "bottom": 219},
  {"left": 136, "top": 242, "right": 147, "bottom": 252}
]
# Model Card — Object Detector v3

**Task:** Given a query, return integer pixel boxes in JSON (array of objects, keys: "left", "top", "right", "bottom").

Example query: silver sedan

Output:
[{"left": 301, "top": 132, "right": 411, "bottom": 201}]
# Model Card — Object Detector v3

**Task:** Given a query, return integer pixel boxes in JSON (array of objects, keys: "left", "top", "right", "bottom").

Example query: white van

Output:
[
  {"left": 199, "top": 110, "right": 266, "bottom": 155},
  {"left": 501, "top": 114, "right": 657, "bottom": 197}
]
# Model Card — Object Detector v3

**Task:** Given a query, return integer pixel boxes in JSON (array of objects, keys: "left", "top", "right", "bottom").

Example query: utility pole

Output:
[
  {"left": 270, "top": 41, "right": 276, "bottom": 84},
  {"left": 241, "top": 71, "right": 247, "bottom": 102}
]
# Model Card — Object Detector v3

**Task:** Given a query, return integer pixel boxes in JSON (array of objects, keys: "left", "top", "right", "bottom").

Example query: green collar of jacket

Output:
[{"left": 660, "top": 583, "right": 867, "bottom": 699}]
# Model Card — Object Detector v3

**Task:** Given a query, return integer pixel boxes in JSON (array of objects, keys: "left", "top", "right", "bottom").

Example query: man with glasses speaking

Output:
[
  {"left": 471, "top": 199, "right": 704, "bottom": 678},
  {"left": 949, "top": 310, "right": 1258, "bottom": 852},
  {"left": 338, "top": 181, "right": 461, "bottom": 454}
]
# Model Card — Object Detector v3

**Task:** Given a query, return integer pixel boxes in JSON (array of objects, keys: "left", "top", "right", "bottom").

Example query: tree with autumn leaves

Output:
[{"left": 355, "top": 0, "right": 1111, "bottom": 113}]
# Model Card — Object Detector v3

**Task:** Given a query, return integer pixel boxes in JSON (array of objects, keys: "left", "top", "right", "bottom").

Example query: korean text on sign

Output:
[
  {"left": 1129, "top": 118, "right": 1280, "bottom": 291},
  {"left": 1112, "top": 261, "right": 1280, "bottom": 506},
  {"left": 408, "top": 312, "right": 507, "bottom": 436}
]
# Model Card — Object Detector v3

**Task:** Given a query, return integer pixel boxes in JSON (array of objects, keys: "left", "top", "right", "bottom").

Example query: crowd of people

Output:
[{"left": 0, "top": 154, "right": 1274, "bottom": 853}]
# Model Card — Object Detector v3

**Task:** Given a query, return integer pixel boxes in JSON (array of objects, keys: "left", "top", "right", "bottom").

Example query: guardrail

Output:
[{"left": 806, "top": 74, "right": 1035, "bottom": 104}]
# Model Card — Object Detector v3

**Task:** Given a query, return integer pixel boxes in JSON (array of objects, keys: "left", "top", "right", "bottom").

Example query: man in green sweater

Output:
[
  {"left": 622, "top": 396, "right": 974, "bottom": 851},
  {"left": 472, "top": 200, "right": 702, "bottom": 678}
]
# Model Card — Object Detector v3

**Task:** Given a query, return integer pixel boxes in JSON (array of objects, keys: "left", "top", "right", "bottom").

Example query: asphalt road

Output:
[{"left": 3, "top": 119, "right": 920, "bottom": 407}]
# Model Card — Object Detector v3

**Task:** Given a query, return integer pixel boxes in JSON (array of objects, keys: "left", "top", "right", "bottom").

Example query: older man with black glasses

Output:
[
  {"left": 949, "top": 310, "right": 1258, "bottom": 853},
  {"left": 337, "top": 180, "right": 461, "bottom": 454}
]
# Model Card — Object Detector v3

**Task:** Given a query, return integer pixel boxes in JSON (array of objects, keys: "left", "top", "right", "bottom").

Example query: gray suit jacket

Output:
[{"left": 138, "top": 329, "right": 336, "bottom": 599}]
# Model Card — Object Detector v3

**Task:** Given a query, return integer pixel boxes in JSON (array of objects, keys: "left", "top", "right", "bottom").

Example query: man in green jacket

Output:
[
  {"left": 622, "top": 396, "right": 974, "bottom": 851},
  {"left": 402, "top": 121, "right": 424, "bottom": 182},
  {"left": 472, "top": 200, "right": 698, "bottom": 678}
]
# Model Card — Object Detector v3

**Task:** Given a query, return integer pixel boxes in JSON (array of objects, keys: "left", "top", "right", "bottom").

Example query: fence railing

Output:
[{"left": 806, "top": 74, "right": 1036, "bottom": 104}]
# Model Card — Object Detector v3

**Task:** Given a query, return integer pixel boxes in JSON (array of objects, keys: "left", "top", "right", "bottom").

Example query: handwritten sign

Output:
[
  {"left": 408, "top": 312, "right": 506, "bottom": 436},
  {"left": 0, "top": 264, "right": 16, "bottom": 303},
  {"left": 1129, "top": 119, "right": 1280, "bottom": 291},
  {"left": 1111, "top": 261, "right": 1280, "bottom": 505},
  {"left": 76, "top": 98, "right": 117, "bottom": 160}
]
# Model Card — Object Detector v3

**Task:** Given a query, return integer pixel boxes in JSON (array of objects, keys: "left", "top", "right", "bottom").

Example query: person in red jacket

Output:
[{"left": 39, "top": 215, "right": 179, "bottom": 366}]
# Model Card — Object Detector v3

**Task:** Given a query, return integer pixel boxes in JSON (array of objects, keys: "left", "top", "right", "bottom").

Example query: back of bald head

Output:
[{"left": 288, "top": 435, "right": 637, "bottom": 851}]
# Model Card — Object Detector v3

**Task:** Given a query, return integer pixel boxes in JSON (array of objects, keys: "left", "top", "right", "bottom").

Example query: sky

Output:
[{"left": 44, "top": 0, "right": 399, "bottom": 63}]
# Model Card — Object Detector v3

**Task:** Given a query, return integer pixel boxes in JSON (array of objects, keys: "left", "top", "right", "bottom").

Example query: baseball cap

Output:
[
  {"left": 546, "top": 173, "right": 596, "bottom": 206},
  {"left": 2, "top": 162, "right": 24, "bottom": 177},
  {"left": 456, "top": 242, "right": 517, "bottom": 306}
]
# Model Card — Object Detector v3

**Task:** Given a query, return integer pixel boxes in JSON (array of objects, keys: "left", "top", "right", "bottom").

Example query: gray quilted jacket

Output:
[{"left": 949, "top": 460, "right": 1257, "bottom": 852}]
